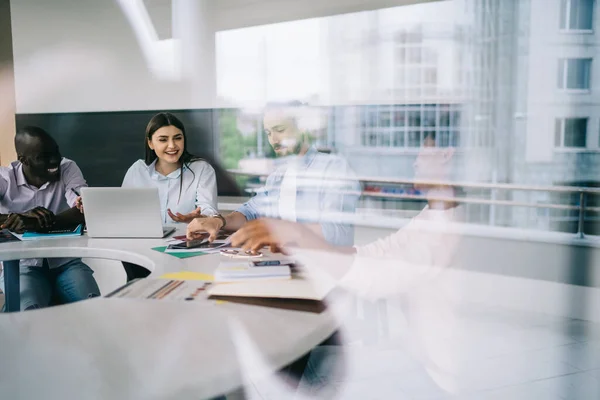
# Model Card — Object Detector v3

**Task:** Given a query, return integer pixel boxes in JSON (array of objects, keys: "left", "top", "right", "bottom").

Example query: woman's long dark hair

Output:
[{"left": 145, "top": 112, "right": 201, "bottom": 203}]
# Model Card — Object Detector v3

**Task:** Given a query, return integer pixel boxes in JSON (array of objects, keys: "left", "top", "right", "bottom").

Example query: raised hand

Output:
[{"left": 168, "top": 207, "right": 203, "bottom": 223}]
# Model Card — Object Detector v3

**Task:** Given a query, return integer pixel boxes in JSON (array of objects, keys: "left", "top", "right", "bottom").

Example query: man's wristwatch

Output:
[{"left": 213, "top": 214, "right": 226, "bottom": 229}]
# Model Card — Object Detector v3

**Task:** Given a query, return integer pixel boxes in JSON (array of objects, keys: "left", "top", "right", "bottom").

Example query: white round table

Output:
[{"left": 0, "top": 230, "right": 340, "bottom": 399}]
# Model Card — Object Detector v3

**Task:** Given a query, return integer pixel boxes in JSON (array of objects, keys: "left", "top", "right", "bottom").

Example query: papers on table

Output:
[
  {"left": 106, "top": 278, "right": 210, "bottom": 301},
  {"left": 214, "top": 260, "right": 292, "bottom": 283},
  {"left": 208, "top": 269, "right": 333, "bottom": 301},
  {"left": 159, "top": 271, "right": 214, "bottom": 281},
  {"left": 207, "top": 268, "right": 334, "bottom": 313},
  {"left": 151, "top": 246, "right": 207, "bottom": 259},
  {"left": 165, "top": 240, "right": 231, "bottom": 253}
]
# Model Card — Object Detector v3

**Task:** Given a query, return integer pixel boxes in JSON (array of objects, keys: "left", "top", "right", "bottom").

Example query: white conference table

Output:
[{"left": 0, "top": 228, "right": 341, "bottom": 399}]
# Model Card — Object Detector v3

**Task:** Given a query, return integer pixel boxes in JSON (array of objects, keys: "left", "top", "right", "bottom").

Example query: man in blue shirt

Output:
[{"left": 187, "top": 103, "right": 360, "bottom": 247}]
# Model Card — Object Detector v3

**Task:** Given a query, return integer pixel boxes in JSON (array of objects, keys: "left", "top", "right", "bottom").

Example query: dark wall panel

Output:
[{"left": 15, "top": 110, "right": 241, "bottom": 196}]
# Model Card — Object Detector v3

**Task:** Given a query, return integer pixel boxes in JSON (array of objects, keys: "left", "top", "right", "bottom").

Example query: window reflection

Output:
[{"left": 215, "top": 0, "right": 599, "bottom": 236}]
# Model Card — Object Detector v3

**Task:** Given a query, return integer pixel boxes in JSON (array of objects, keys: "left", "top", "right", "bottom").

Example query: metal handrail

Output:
[
  {"left": 242, "top": 186, "right": 600, "bottom": 212},
  {"left": 229, "top": 169, "right": 599, "bottom": 238},
  {"left": 227, "top": 169, "right": 600, "bottom": 195},
  {"left": 362, "top": 191, "right": 600, "bottom": 212}
]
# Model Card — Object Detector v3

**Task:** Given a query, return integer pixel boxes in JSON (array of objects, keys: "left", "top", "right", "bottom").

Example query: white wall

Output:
[
  {"left": 213, "top": 0, "right": 437, "bottom": 31},
  {"left": 0, "top": 0, "right": 16, "bottom": 166},
  {"left": 10, "top": 0, "right": 199, "bottom": 113},
  {"left": 10, "top": 0, "right": 435, "bottom": 114}
]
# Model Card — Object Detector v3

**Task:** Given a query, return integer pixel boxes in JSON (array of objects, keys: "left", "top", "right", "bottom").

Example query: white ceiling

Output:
[{"left": 211, "top": 0, "right": 439, "bottom": 31}]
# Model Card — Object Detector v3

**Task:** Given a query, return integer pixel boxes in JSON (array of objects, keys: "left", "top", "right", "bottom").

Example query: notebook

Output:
[{"left": 21, "top": 224, "right": 84, "bottom": 240}]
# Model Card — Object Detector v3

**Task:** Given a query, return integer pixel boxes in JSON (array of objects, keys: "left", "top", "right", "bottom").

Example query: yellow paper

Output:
[{"left": 160, "top": 271, "right": 214, "bottom": 282}]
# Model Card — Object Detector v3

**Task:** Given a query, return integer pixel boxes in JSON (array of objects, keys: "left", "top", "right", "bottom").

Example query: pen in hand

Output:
[{"left": 71, "top": 188, "right": 84, "bottom": 213}]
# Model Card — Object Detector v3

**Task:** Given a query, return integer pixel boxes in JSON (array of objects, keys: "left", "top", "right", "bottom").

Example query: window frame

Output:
[
  {"left": 557, "top": 58, "right": 593, "bottom": 92},
  {"left": 559, "top": 0, "right": 595, "bottom": 33},
  {"left": 554, "top": 117, "right": 589, "bottom": 149}
]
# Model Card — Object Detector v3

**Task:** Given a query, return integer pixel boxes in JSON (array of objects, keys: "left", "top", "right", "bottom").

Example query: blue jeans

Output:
[{"left": 2, "top": 259, "right": 101, "bottom": 311}]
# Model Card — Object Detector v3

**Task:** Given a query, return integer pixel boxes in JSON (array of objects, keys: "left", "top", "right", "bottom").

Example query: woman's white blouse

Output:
[{"left": 122, "top": 159, "right": 218, "bottom": 224}]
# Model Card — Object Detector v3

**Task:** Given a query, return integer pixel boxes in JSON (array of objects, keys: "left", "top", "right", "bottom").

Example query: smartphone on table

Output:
[{"left": 168, "top": 238, "right": 210, "bottom": 250}]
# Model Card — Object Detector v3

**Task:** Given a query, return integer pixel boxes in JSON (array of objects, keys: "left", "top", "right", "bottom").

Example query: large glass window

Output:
[
  {"left": 359, "top": 104, "right": 460, "bottom": 149},
  {"left": 214, "top": 0, "right": 599, "bottom": 236}
]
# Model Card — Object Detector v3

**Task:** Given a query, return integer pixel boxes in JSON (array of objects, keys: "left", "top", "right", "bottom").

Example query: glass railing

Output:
[{"left": 227, "top": 169, "right": 600, "bottom": 239}]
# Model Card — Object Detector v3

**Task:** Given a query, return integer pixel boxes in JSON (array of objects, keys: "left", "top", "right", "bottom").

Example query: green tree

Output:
[{"left": 218, "top": 109, "right": 245, "bottom": 170}]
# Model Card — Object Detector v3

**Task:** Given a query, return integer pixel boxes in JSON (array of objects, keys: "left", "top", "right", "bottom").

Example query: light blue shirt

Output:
[
  {"left": 122, "top": 159, "right": 218, "bottom": 223},
  {"left": 236, "top": 148, "right": 360, "bottom": 246}
]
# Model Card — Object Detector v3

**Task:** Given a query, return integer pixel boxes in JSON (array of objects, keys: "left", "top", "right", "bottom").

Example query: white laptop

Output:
[{"left": 81, "top": 187, "right": 176, "bottom": 238}]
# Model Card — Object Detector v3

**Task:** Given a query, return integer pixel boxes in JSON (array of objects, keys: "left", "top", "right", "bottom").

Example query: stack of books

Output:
[{"left": 214, "top": 260, "right": 292, "bottom": 283}]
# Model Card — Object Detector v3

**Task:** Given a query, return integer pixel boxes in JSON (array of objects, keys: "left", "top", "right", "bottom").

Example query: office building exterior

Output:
[{"left": 221, "top": 0, "right": 599, "bottom": 232}]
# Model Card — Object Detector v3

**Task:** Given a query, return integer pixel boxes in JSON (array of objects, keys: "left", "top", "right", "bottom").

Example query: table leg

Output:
[{"left": 3, "top": 260, "right": 20, "bottom": 312}]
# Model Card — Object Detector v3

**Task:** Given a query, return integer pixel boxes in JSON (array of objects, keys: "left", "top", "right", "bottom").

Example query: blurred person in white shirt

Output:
[{"left": 231, "top": 132, "right": 468, "bottom": 395}]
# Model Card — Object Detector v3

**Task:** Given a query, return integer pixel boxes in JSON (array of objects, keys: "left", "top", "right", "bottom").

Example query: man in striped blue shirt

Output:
[{"left": 187, "top": 103, "right": 360, "bottom": 247}]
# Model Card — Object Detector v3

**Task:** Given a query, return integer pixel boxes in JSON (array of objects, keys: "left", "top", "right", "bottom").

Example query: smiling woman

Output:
[{"left": 122, "top": 112, "right": 219, "bottom": 224}]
